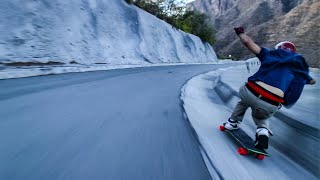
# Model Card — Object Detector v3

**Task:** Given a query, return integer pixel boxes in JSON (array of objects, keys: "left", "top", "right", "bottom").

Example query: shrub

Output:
[{"left": 124, "top": 0, "right": 216, "bottom": 45}]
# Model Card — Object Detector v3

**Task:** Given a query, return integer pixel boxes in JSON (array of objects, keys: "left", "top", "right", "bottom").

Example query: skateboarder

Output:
[{"left": 223, "top": 26, "right": 316, "bottom": 149}]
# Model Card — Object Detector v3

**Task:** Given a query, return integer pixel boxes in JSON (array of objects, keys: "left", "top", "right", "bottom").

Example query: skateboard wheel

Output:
[
  {"left": 219, "top": 125, "right": 225, "bottom": 131},
  {"left": 238, "top": 147, "right": 248, "bottom": 155},
  {"left": 257, "top": 154, "right": 265, "bottom": 160}
]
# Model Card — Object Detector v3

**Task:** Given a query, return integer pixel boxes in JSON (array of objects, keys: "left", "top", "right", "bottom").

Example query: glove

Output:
[{"left": 234, "top": 27, "right": 244, "bottom": 35}]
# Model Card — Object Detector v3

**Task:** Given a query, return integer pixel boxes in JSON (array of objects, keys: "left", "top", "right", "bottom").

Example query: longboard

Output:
[{"left": 219, "top": 125, "right": 269, "bottom": 160}]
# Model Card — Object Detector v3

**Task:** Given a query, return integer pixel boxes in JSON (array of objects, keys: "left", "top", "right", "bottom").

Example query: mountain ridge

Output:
[{"left": 188, "top": 0, "right": 319, "bottom": 67}]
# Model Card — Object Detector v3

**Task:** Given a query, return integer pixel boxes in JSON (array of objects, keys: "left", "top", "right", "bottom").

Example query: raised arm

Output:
[{"left": 234, "top": 27, "right": 261, "bottom": 55}]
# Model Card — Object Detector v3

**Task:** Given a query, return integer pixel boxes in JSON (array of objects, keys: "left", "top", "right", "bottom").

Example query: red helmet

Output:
[{"left": 275, "top": 41, "right": 296, "bottom": 52}]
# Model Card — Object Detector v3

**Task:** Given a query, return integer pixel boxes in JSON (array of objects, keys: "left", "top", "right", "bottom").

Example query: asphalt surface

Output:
[{"left": 0, "top": 64, "right": 234, "bottom": 180}]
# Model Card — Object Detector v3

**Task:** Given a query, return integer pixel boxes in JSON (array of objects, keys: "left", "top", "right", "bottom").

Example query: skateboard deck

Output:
[{"left": 220, "top": 125, "right": 269, "bottom": 160}]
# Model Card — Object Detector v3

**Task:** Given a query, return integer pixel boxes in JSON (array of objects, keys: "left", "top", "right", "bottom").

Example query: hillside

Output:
[
  {"left": 0, "top": 0, "right": 217, "bottom": 66},
  {"left": 188, "top": 0, "right": 319, "bottom": 67}
]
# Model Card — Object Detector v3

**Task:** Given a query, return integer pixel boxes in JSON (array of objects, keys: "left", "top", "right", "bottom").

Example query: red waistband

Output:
[{"left": 247, "top": 81, "right": 284, "bottom": 103}]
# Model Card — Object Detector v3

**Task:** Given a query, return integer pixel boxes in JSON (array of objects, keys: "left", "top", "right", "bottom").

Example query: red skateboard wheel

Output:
[
  {"left": 219, "top": 125, "right": 225, "bottom": 131},
  {"left": 257, "top": 154, "right": 265, "bottom": 160},
  {"left": 238, "top": 147, "right": 248, "bottom": 155}
]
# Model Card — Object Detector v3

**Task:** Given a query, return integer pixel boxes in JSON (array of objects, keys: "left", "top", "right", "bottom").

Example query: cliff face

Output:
[
  {"left": 188, "top": 0, "right": 319, "bottom": 67},
  {"left": 0, "top": 0, "right": 217, "bottom": 65}
]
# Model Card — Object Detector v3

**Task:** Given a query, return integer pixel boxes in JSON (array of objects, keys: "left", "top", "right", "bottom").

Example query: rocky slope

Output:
[
  {"left": 188, "top": 0, "right": 319, "bottom": 67},
  {"left": 0, "top": 0, "right": 217, "bottom": 66}
]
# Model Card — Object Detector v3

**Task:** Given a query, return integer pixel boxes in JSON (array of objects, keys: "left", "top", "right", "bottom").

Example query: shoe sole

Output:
[{"left": 223, "top": 123, "right": 239, "bottom": 130}]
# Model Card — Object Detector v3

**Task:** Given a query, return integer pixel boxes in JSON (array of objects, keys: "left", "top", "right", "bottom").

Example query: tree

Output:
[
  {"left": 125, "top": 0, "right": 215, "bottom": 45},
  {"left": 176, "top": 10, "right": 215, "bottom": 45}
]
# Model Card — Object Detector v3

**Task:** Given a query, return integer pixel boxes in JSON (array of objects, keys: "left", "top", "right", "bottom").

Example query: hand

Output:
[{"left": 234, "top": 27, "right": 244, "bottom": 35}]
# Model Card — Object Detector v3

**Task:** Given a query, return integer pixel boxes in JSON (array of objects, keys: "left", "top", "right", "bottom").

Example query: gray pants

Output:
[{"left": 230, "top": 85, "right": 281, "bottom": 134}]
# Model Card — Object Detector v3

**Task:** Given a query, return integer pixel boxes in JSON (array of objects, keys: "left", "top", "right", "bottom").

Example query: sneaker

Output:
[
  {"left": 255, "top": 128, "right": 269, "bottom": 149},
  {"left": 223, "top": 118, "right": 240, "bottom": 130}
]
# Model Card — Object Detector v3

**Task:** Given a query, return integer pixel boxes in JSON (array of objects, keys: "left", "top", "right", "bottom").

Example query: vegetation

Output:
[{"left": 125, "top": 0, "right": 215, "bottom": 45}]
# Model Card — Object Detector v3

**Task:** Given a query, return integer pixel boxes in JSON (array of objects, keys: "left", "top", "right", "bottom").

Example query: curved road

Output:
[{"left": 0, "top": 64, "right": 234, "bottom": 180}]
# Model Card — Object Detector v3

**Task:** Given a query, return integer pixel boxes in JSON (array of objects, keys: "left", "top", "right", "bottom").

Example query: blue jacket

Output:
[{"left": 248, "top": 48, "right": 312, "bottom": 107}]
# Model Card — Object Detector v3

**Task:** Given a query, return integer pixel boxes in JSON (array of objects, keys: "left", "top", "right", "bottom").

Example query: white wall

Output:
[{"left": 0, "top": 0, "right": 217, "bottom": 65}]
